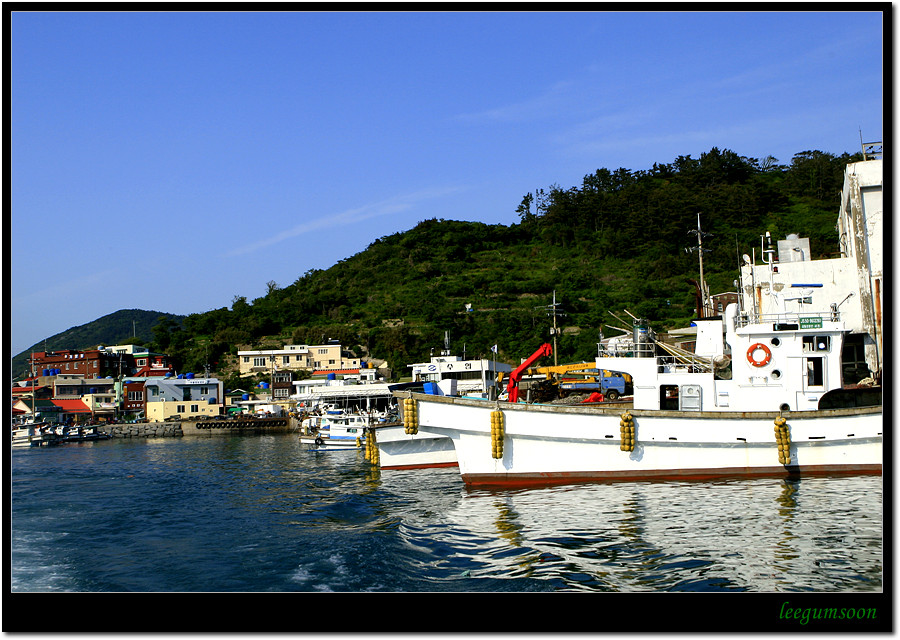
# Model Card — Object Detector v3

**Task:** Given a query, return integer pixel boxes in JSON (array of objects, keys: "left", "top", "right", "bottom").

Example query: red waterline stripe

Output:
[
  {"left": 380, "top": 461, "right": 459, "bottom": 471},
  {"left": 461, "top": 464, "right": 882, "bottom": 488}
]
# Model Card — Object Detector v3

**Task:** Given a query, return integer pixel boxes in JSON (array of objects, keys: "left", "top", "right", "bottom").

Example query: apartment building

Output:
[
  {"left": 143, "top": 375, "right": 225, "bottom": 421},
  {"left": 237, "top": 343, "right": 360, "bottom": 377},
  {"left": 28, "top": 348, "right": 116, "bottom": 379}
]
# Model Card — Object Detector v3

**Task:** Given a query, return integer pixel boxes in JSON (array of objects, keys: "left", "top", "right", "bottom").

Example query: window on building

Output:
[
  {"left": 283, "top": 356, "right": 290, "bottom": 365},
  {"left": 128, "top": 391, "right": 144, "bottom": 401},
  {"left": 177, "top": 405, "right": 185, "bottom": 413},
  {"left": 254, "top": 357, "right": 266, "bottom": 367},
  {"left": 190, "top": 404, "right": 199, "bottom": 413},
  {"left": 183, "top": 388, "right": 191, "bottom": 401},
  {"left": 243, "top": 357, "right": 250, "bottom": 363},
  {"left": 201, "top": 387, "right": 209, "bottom": 395},
  {"left": 274, "top": 388, "right": 289, "bottom": 398}
]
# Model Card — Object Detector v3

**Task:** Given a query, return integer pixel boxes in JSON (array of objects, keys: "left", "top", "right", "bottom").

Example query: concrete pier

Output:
[{"left": 97, "top": 416, "right": 297, "bottom": 439}]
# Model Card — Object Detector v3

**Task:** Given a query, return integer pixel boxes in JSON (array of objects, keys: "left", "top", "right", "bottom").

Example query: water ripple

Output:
[{"left": 11, "top": 435, "right": 882, "bottom": 593}]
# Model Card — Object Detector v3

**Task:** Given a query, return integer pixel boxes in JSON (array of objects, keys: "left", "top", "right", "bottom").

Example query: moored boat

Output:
[
  {"left": 396, "top": 304, "right": 882, "bottom": 485},
  {"left": 300, "top": 409, "right": 392, "bottom": 451},
  {"left": 58, "top": 424, "right": 112, "bottom": 443},
  {"left": 372, "top": 340, "right": 512, "bottom": 470},
  {"left": 12, "top": 422, "right": 60, "bottom": 448},
  {"left": 393, "top": 157, "right": 883, "bottom": 487},
  {"left": 396, "top": 390, "right": 880, "bottom": 486}
]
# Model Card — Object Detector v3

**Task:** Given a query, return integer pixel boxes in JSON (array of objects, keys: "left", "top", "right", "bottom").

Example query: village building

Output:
[
  {"left": 236, "top": 343, "right": 361, "bottom": 377},
  {"left": 26, "top": 345, "right": 175, "bottom": 379},
  {"left": 143, "top": 375, "right": 224, "bottom": 422},
  {"left": 119, "top": 379, "right": 146, "bottom": 418},
  {"left": 53, "top": 377, "right": 116, "bottom": 398},
  {"left": 27, "top": 348, "right": 117, "bottom": 379}
]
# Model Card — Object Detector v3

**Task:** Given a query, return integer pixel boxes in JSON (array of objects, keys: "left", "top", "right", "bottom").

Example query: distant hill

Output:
[{"left": 10, "top": 309, "right": 185, "bottom": 379}]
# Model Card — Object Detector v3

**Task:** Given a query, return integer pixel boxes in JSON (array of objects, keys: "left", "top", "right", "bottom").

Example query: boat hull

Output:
[
  {"left": 404, "top": 393, "right": 882, "bottom": 487},
  {"left": 371, "top": 424, "right": 458, "bottom": 470},
  {"left": 300, "top": 435, "right": 364, "bottom": 451}
]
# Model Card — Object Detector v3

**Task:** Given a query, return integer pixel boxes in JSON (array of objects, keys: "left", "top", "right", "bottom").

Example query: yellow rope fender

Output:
[
  {"left": 620, "top": 411, "right": 635, "bottom": 452},
  {"left": 403, "top": 397, "right": 419, "bottom": 435},
  {"left": 490, "top": 409, "right": 505, "bottom": 459},
  {"left": 774, "top": 416, "right": 791, "bottom": 465},
  {"left": 364, "top": 427, "right": 379, "bottom": 465}
]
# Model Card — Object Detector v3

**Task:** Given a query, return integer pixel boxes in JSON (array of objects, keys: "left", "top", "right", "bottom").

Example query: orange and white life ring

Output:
[{"left": 747, "top": 343, "right": 772, "bottom": 367}]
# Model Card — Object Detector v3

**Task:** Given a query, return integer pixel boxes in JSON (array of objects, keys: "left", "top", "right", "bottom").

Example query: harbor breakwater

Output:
[
  {"left": 99, "top": 416, "right": 297, "bottom": 439},
  {"left": 99, "top": 422, "right": 183, "bottom": 438}
]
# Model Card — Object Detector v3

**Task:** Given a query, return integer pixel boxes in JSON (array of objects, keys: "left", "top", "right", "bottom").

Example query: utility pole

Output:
[
  {"left": 546, "top": 290, "right": 564, "bottom": 367},
  {"left": 686, "top": 213, "right": 712, "bottom": 318}
]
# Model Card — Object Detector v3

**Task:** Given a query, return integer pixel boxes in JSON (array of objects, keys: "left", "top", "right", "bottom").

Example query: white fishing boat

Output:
[
  {"left": 12, "top": 422, "right": 59, "bottom": 448},
  {"left": 58, "top": 424, "right": 112, "bottom": 443},
  {"left": 372, "top": 337, "right": 512, "bottom": 470},
  {"left": 300, "top": 409, "right": 393, "bottom": 451},
  {"left": 392, "top": 157, "right": 883, "bottom": 486}
]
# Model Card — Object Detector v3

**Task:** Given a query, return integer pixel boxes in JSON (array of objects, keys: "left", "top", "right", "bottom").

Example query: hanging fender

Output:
[{"left": 747, "top": 343, "right": 772, "bottom": 367}]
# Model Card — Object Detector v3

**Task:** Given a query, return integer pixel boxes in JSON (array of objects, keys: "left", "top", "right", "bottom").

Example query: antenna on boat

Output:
[{"left": 859, "top": 129, "right": 883, "bottom": 161}]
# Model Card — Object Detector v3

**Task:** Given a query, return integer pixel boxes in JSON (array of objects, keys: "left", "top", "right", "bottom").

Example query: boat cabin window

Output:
[
  {"left": 841, "top": 335, "right": 869, "bottom": 383},
  {"left": 660, "top": 384, "right": 679, "bottom": 410},
  {"left": 803, "top": 335, "right": 831, "bottom": 352},
  {"left": 805, "top": 357, "right": 825, "bottom": 388}
]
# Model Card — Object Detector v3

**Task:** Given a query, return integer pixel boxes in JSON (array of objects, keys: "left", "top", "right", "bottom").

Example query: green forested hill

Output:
[{"left": 14, "top": 147, "right": 860, "bottom": 383}]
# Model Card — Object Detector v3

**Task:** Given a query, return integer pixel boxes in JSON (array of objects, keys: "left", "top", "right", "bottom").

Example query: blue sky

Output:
[{"left": 9, "top": 10, "right": 884, "bottom": 357}]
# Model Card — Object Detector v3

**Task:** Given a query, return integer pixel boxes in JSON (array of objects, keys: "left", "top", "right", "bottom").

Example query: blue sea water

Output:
[{"left": 7, "top": 433, "right": 886, "bottom": 631}]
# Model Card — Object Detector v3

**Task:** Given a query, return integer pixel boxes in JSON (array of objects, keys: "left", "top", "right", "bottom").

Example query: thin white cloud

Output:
[
  {"left": 11, "top": 268, "right": 121, "bottom": 308},
  {"left": 453, "top": 80, "right": 582, "bottom": 124},
  {"left": 226, "top": 186, "right": 466, "bottom": 257}
]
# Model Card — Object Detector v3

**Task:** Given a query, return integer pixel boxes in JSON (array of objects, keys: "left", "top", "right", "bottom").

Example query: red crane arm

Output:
[{"left": 506, "top": 343, "right": 553, "bottom": 403}]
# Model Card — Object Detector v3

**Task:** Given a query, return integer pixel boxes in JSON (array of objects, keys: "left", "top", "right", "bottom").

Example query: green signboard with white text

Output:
[{"left": 799, "top": 317, "right": 823, "bottom": 329}]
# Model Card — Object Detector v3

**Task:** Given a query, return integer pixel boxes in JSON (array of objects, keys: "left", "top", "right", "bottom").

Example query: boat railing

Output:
[
  {"left": 735, "top": 309, "right": 840, "bottom": 329},
  {"left": 653, "top": 344, "right": 715, "bottom": 373},
  {"left": 598, "top": 341, "right": 656, "bottom": 358}
]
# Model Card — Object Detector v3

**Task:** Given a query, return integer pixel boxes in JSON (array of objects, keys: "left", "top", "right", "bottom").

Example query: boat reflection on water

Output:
[{"left": 389, "top": 473, "right": 882, "bottom": 592}]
